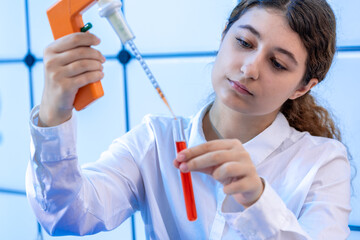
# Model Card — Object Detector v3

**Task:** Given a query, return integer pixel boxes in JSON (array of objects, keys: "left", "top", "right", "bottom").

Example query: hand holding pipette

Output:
[{"left": 39, "top": 32, "right": 105, "bottom": 127}]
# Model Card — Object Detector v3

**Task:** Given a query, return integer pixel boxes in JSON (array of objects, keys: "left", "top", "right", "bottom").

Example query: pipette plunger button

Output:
[{"left": 80, "top": 23, "right": 93, "bottom": 32}]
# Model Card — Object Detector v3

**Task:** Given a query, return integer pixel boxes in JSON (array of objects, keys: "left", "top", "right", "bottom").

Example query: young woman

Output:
[{"left": 27, "top": 0, "right": 351, "bottom": 239}]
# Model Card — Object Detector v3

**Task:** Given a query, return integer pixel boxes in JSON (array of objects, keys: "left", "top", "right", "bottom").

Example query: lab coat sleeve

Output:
[
  {"left": 221, "top": 150, "right": 351, "bottom": 240},
  {"left": 26, "top": 106, "right": 145, "bottom": 236}
]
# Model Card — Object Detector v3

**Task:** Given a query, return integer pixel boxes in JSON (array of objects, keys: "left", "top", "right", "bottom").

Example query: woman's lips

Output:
[{"left": 228, "top": 79, "right": 253, "bottom": 95}]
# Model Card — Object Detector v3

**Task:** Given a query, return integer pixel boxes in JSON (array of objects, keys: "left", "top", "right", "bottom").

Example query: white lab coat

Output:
[{"left": 26, "top": 104, "right": 351, "bottom": 239}]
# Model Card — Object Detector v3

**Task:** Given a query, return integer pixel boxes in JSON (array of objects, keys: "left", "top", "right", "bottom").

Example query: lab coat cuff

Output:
[
  {"left": 29, "top": 105, "right": 77, "bottom": 162},
  {"left": 222, "top": 179, "right": 290, "bottom": 239}
]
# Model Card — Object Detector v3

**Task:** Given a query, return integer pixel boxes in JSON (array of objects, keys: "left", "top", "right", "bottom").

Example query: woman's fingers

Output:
[
  {"left": 70, "top": 70, "right": 105, "bottom": 89},
  {"left": 45, "top": 47, "right": 105, "bottom": 75},
  {"left": 55, "top": 47, "right": 105, "bottom": 66},
  {"left": 45, "top": 60, "right": 104, "bottom": 95},
  {"left": 174, "top": 138, "right": 264, "bottom": 207},
  {"left": 212, "top": 162, "right": 256, "bottom": 189},
  {"left": 212, "top": 162, "right": 245, "bottom": 182},
  {"left": 180, "top": 149, "right": 249, "bottom": 173},
  {"left": 63, "top": 59, "right": 104, "bottom": 78},
  {"left": 39, "top": 32, "right": 105, "bottom": 127},
  {"left": 177, "top": 139, "right": 242, "bottom": 161},
  {"left": 176, "top": 139, "right": 248, "bottom": 174},
  {"left": 231, "top": 177, "right": 265, "bottom": 207},
  {"left": 211, "top": 161, "right": 263, "bottom": 206},
  {"left": 179, "top": 150, "right": 230, "bottom": 172},
  {"left": 46, "top": 32, "right": 101, "bottom": 53},
  {"left": 224, "top": 176, "right": 261, "bottom": 196}
]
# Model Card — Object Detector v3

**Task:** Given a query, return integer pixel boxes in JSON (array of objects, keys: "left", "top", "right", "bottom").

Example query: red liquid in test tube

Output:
[{"left": 173, "top": 119, "right": 197, "bottom": 221}]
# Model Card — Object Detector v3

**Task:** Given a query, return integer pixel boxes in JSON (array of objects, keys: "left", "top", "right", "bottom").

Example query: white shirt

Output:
[{"left": 26, "top": 104, "right": 351, "bottom": 239}]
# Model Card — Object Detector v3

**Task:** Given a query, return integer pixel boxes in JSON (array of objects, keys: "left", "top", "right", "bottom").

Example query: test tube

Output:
[{"left": 173, "top": 118, "right": 197, "bottom": 221}]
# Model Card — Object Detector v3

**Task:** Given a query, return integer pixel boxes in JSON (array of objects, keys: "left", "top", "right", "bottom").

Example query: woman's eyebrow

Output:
[
  {"left": 274, "top": 47, "right": 298, "bottom": 66},
  {"left": 238, "top": 24, "right": 261, "bottom": 39}
]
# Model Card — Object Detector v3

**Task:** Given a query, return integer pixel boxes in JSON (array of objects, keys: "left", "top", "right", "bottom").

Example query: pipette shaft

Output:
[
  {"left": 126, "top": 40, "right": 176, "bottom": 118},
  {"left": 98, "top": 0, "right": 176, "bottom": 118}
]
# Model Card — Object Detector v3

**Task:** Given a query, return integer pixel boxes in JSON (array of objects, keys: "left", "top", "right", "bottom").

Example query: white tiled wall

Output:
[
  {"left": 0, "top": 64, "right": 30, "bottom": 190},
  {"left": 0, "top": 2, "right": 27, "bottom": 58},
  {"left": 0, "top": 193, "right": 38, "bottom": 239},
  {"left": 328, "top": 0, "right": 360, "bottom": 46},
  {"left": 123, "top": 0, "right": 237, "bottom": 53},
  {"left": 349, "top": 231, "right": 360, "bottom": 240}
]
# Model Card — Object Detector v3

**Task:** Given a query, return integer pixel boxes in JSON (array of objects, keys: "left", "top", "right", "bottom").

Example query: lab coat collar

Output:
[
  {"left": 187, "top": 103, "right": 291, "bottom": 166},
  {"left": 243, "top": 113, "right": 291, "bottom": 166},
  {"left": 186, "top": 104, "right": 211, "bottom": 148}
]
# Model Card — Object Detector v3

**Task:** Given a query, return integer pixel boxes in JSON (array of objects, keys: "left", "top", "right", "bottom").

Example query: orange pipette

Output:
[{"left": 47, "top": 0, "right": 104, "bottom": 111}]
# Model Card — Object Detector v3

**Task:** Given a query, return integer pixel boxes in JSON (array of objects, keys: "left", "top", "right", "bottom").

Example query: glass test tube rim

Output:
[{"left": 173, "top": 118, "right": 186, "bottom": 142}]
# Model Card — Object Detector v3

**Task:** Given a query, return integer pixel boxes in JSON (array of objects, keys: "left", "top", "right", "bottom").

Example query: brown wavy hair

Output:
[{"left": 224, "top": 0, "right": 341, "bottom": 140}]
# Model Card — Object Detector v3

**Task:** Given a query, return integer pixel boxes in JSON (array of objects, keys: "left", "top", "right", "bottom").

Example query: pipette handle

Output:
[{"left": 47, "top": 0, "right": 104, "bottom": 111}]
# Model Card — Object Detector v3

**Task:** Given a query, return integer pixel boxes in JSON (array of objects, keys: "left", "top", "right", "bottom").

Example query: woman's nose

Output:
[{"left": 240, "top": 55, "right": 260, "bottom": 80}]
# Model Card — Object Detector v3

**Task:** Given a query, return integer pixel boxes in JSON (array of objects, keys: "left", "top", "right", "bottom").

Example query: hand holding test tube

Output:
[{"left": 173, "top": 118, "right": 197, "bottom": 221}]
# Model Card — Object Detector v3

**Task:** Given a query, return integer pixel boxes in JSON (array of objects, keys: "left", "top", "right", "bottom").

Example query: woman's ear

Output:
[{"left": 289, "top": 78, "right": 319, "bottom": 100}]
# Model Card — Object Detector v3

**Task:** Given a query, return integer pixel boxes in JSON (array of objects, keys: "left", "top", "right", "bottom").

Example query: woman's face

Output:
[{"left": 212, "top": 6, "right": 316, "bottom": 116}]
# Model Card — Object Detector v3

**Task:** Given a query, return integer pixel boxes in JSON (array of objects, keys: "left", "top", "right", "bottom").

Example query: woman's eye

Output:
[
  {"left": 271, "top": 58, "right": 287, "bottom": 71},
  {"left": 236, "top": 38, "right": 252, "bottom": 48}
]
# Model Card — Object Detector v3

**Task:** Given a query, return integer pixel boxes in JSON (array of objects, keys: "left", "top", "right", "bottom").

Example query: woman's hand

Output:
[
  {"left": 39, "top": 32, "right": 105, "bottom": 127},
  {"left": 174, "top": 139, "right": 264, "bottom": 208}
]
